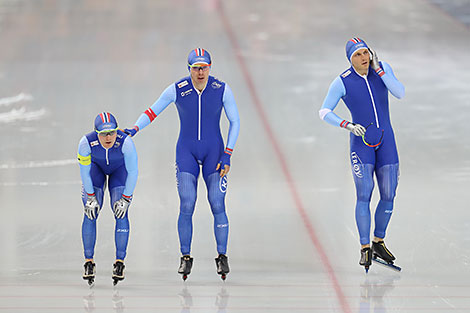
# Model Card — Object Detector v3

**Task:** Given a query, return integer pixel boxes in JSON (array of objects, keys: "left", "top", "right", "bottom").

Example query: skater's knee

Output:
[
  {"left": 82, "top": 216, "right": 96, "bottom": 226},
  {"left": 353, "top": 163, "right": 374, "bottom": 202},
  {"left": 206, "top": 174, "right": 226, "bottom": 215},
  {"left": 356, "top": 183, "right": 374, "bottom": 202},
  {"left": 179, "top": 191, "right": 196, "bottom": 214},
  {"left": 177, "top": 171, "right": 198, "bottom": 214},
  {"left": 355, "top": 176, "right": 374, "bottom": 202},
  {"left": 380, "top": 190, "right": 396, "bottom": 202},
  {"left": 377, "top": 164, "right": 399, "bottom": 201},
  {"left": 179, "top": 200, "right": 195, "bottom": 215},
  {"left": 208, "top": 196, "right": 225, "bottom": 215}
]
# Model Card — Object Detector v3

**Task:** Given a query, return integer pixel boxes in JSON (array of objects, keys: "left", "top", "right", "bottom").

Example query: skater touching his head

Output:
[
  {"left": 319, "top": 38, "right": 405, "bottom": 272},
  {"left": 78, "top": 112, "right": 138, "bottom": 285},
  {"left": 124, "top": 48, "right": 240, "bottom": 281}
]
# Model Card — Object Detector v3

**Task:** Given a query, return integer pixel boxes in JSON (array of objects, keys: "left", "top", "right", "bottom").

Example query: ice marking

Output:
[
  {"left": 0, "top": 180, "right": 80, "bottom": 187},
  {"left": 0, "top": 107, "right": 46, "bottom": 123},
  {"left": 0, "top": 93, "right": 33, "bottom": 106},
  {"left": 0, "top": 159, "right": 76, "bottom": 169}
]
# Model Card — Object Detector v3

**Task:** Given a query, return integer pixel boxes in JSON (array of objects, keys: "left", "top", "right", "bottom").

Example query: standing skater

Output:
[
  {"left": 78, "top": 112, "right": 138, "bottom": 285},
  {"left": 125, "top": 48, "right": 240, "bottom": 280},
  {"left": 319, "top": 38, "right": 404, "bottom": 272}
]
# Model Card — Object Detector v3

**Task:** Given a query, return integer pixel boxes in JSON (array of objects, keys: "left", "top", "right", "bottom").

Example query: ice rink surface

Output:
[{"left": 0, "top": 0, "right": 469, "bottom": 312}]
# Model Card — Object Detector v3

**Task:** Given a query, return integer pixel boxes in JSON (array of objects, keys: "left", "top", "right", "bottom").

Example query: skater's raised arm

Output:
[
  {"left": 318, "top": 37, "right": 404, "bottom": 272},
  {"left": 124, "top": 84, "right": 176, "bottom": 137},
  {"left": 379, "top": 62, "right": 405, "bottom": 99},
  {"left": 79, "top": 112, "right": 138, "bottom": 285}
]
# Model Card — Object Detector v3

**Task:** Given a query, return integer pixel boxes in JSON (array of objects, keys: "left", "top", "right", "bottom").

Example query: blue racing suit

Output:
[
  {"left": 78, "top": 130, "right": 138, "bottom": 260},
  {"left": 132, "top": 75, "right": 240, "bottom": 255},
  {"left": 319, "top": 62, "right": 404, "bottom": 245}
]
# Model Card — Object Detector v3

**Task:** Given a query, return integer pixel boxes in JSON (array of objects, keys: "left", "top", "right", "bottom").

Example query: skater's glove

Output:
[
  {"left": 368, "top": 48, "right": 380, "bottom": 70},
  {"left": 114, "top": 195, "right": 131, "bottom": 219},
  {"left": 124, "top": 126, "right": 139, "bottom": 137},
  {"left": 341, "top": 120, "right": 366, "bottom": 137},
  {"left": 84, "top": 194, "right": 100, "bottom": 220},
  {"left": 218, "top": 148, "right": 232, "bottom": 168},
  {"left": 368, "top": 48, "right": 385, "bottom": 76},
  {"left": 216, "top": 148, "right": 232, "bottom": 177}
]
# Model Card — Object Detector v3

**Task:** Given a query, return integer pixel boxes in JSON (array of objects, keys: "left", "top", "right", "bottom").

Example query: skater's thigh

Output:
[
  {"left": 375, "top": 163, "right": 399, "bottom": 201},
  {"left": 82, "top": 164, "right": 106, "bottom": 207},
  {"left": 90, "top": 163, "right": 106, "bottom": 189},
  {"left": 350, "top": 140, "right": 375, "bottom": 200},
  {"left": 176, "top": 143, "right": 200, "bottom": 178},
  {"left": 108, "top": 165, "right": 127, "bottom": 190},
  {"left": 201, "top": 143, "right": 223, "bottom": 179},
  {"left": 176, "top": 170, "right": 198, "bottom": 214},
  {"left": 375, "top": 137, "right": 399, "bottom": 168}
]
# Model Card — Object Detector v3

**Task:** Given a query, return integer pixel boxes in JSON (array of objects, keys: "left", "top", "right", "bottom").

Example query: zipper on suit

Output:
[
  {"left": 363, "top": 76, "right": 380, "bottom": 128},
  {"left": 198, "top": 93, "right": 201, "bottom": 141}
]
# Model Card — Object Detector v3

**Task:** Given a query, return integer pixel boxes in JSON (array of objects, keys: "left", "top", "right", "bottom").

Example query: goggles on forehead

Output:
[{"left": 96, "top": 127, "right": 118, "bottom": 136}]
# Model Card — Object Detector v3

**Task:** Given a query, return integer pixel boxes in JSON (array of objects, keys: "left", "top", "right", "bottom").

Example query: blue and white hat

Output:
[
  {"left": 345, "top": 37, "right": 369, "bottom": 62},
  {"left": 94, "top": 112, "right": 118, "bottom": 132},
  {"left": 188, "top": 48, "right": 212, "bottom": 69}
]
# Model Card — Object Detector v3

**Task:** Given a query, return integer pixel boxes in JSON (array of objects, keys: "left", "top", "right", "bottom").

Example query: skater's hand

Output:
[
  {"left": 345, "top": 122, "right": 366, "bottom": 137},
  {"left": 216, "top": 163, "right": 230, "bottom": 177},
  {"left": 113, "top": 195, "right": 131, "bottom": 219},
  {"left": 84, "top": 194, "right": 100, "bottom": 220},
  {"left": 368, "top": 48, "right": 380, "bottom": 71},
  {"left": 124, "top": 126, "right": 139, "bottom": 137},
  {"left": 216, "top": 149, "right": 232, "bottom": 177}
]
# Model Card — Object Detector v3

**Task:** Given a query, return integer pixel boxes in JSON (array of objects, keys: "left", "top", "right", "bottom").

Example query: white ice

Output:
[{"left": 0, "top": 0, "right": 469, "bottom": 312}]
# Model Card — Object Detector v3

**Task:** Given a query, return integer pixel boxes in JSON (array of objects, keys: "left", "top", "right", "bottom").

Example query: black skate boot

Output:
[
  {"left": 83, "top": 261, "right": 96, "bottom": 286},
  {"left": 112, "top": 260, "right": 125, "bottom": 286},
  {"left": 215, "top": 254, "right": 230, "bottom": 281},
  {"left": 372, "top": 241, "right": 395, "bottom": 264},
  {"left": 178, "top": 255, "right": 193, "bottom": 281},
  {"left": 359, "top": 247, "right": 372, "bottom": 273}
]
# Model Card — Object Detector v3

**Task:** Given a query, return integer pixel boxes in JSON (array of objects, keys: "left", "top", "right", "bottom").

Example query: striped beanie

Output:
[
  {"left": 94, "top": 112, "right": 118, "bottom": 132},
  {"left": 188, "top": 48, "right": 212, "bottom": 68},
  {"left": 345, "top": 37, "right": 369, "bottom": 62}
]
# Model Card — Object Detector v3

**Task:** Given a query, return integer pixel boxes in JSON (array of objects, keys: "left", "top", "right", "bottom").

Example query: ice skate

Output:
[
  {"left": 359, "top": 247, "right": 372, "bottom": 273},
  {"left": 83, "top": 261, "right": 96, "bottom": 286},
  {"left": 215, "top": 254, "right": 230, "bottom": 280},
  {"left": 178, "top": 255, "right": 193, "bottom": 281},
  {"left": 372, "top": 241, "right": 395, "bottom": 263},
  {"left": 372, "top": 241, "right": 401, "bottom": 271},
  {"left": 112, "top": 260, "right": 125, "bottom": 286}
]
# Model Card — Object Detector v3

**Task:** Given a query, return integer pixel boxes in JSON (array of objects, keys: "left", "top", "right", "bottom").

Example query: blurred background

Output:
[{"left": 0, "top": 0, "right": 469, "bottom": 312}]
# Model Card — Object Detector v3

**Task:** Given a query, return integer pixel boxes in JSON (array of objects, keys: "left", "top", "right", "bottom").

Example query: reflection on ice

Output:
[{"left": 359, "top": 273, "right": 400, "bottom": 313}]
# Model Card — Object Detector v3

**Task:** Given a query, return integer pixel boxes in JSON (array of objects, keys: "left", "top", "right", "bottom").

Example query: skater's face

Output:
[
  {"left": 97, "top": 130, "right": 117, "bottom": 149},
  {"left": 351, "top": 48, "right": 370, "bottom": 75},
  {"left": 190, "top": 63, "right": 210, "bottom": 89}
]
